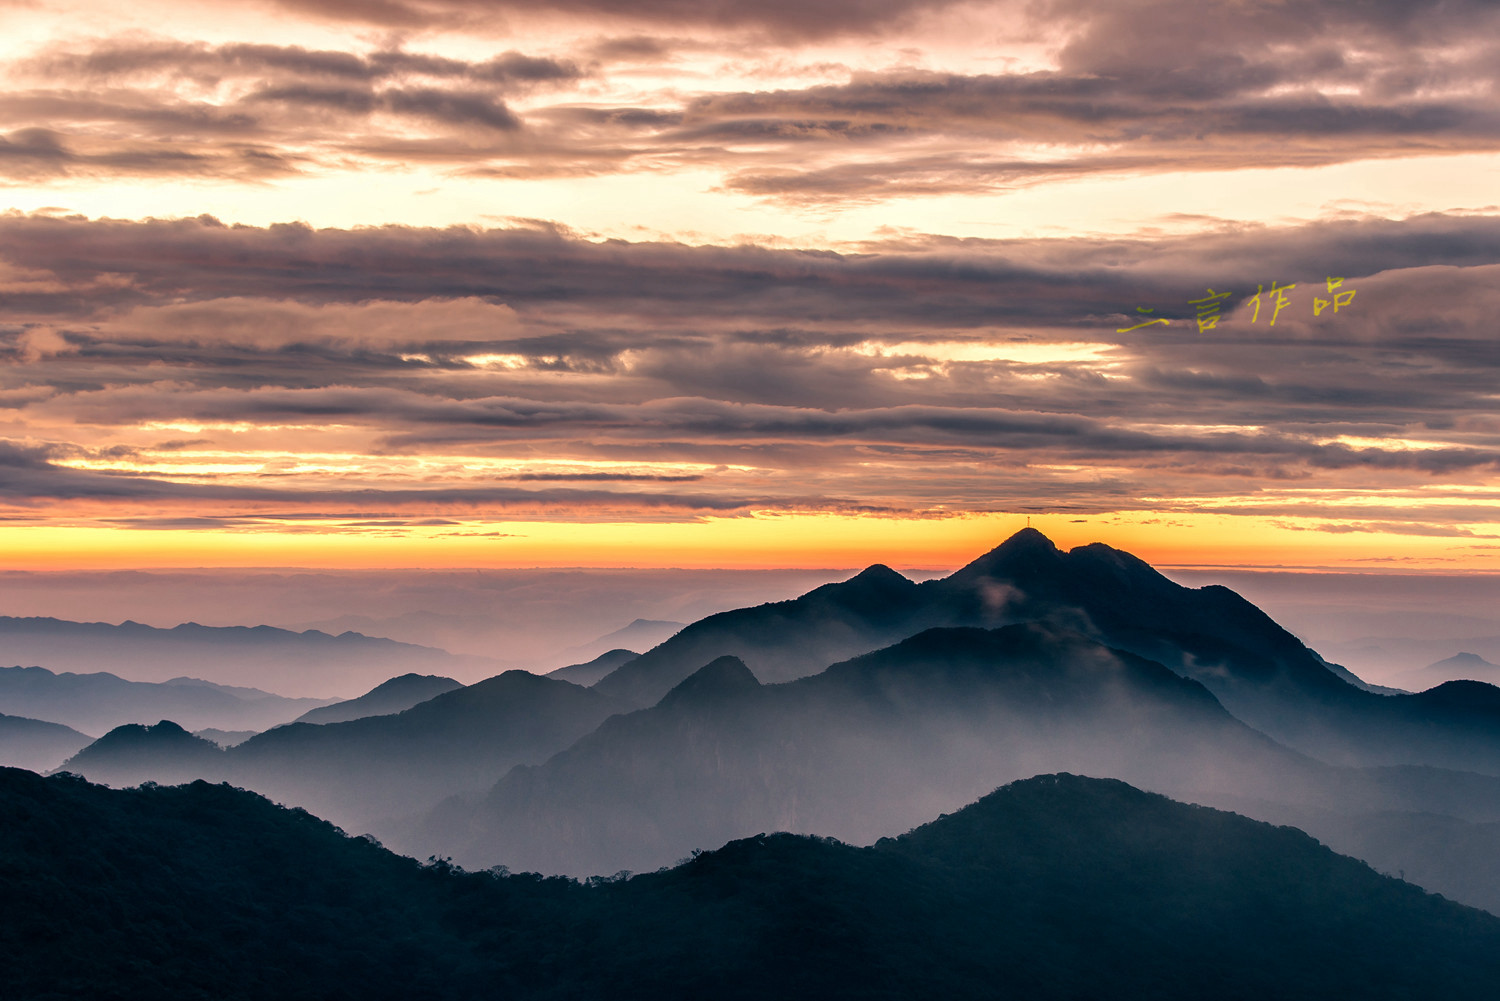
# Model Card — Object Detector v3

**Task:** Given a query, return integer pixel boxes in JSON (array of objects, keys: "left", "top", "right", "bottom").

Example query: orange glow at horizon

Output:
[
  {"left": 3, "top": 3, "right": 1499, "bottom": 580},
  {"left": 3, "top": 513, "right": 1498, "bottom": 573}
]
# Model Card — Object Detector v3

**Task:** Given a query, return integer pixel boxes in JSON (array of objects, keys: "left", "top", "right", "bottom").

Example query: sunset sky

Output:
[{"left": 2, "top": 0, "right": 1499, "bottom": 570}]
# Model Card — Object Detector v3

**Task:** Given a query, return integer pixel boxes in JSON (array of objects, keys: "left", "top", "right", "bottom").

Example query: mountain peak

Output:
[
  {"left": 292, "top": 673, "right": 463, "bottom": 726},
  {"left": 849, "top": 563, "right": 909, "bottom": 585},
  {"left": 77, "top": 719, "right": 205, "bottom": 750},
  {"left": 658, "top": 655, "right": 761, "bottom": 710},
  {"left": 1430, "top": 652, "right": 1497, "bottom": 669},
  {"left": 816, "top": 563, "right": 915, "bottom": 599},
  {"left": 794, "top": 561, "right": 916, "bottom": 616},
  {"left": 945, "top": 527, "right": 1061, "bottom": 583},
  {"left": 60, "top": 718, "right": 224, "bottom": 780}
]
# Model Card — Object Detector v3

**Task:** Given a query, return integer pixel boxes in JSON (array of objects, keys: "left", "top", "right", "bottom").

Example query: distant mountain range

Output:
[
  {"left": 0, "top": 616, "right": 501, "bottom": 697},
  {"left": 291, "top": 673, "right": 462, "bottom": 725},
  {"left": 50, "top": 528, "right": 1500, "bottom": 916},
  {"left": 553, "top": 618, "right": 682, "bottom": 668},
  {"left": 0, "top": 713, "right": 91, "bottom": 772},
  {"left": 5, "top": 767, "right": 1499, "bottom": 1001},
  {"left": 423, "top": 624, "right": 1308, "bottom": 875},
  {"left": 416, "top": 623, "right": 1500, "bottom": 888},
  {"left": 592, "top": 529, "right": 1500, "bottom": 774},
  {"left": 1401, "top": 652, "right": 1500, "bottom": 690},
  {"left": 0, "top": 665, "right": 336, "bottom": 735},
  {"left": 545, "top": 648, "right": 639, "bottom": 686},
  {"left": 62, "top": 671, "right": 631, "bottom": 834}
]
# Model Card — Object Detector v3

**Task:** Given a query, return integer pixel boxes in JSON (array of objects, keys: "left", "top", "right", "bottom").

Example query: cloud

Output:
[
  {"left": 0, "top": 127, "right": 291, "bottom": 182},
  {"left": 1, "top": 211, "right": 1499, "bottom": 529},
  {"left": 267, "top": 0, "right": 958, "bottom": 38},
  {"left": 0, "top": 39, "right": 586, "bottom": 178},
  {"left": 85, "top": 297, "right": 524, "bottom": 349},
  {"left": 27, "top": 39, "right": 583, "bottom": 88},
  {"left": 0, "top": 437, "right": 882, "bottom": 518},
  {"left": 7, "top": 3, "right": 1499, "bottom": 194},
  {"left": 508, "top": 472, "right": 705, "bottom": 482}
]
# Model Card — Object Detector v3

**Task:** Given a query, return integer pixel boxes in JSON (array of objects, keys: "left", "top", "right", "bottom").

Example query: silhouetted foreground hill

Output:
[
  {"left": 0, "top": 665, "right": 335, "bottom": 734},
  {"left": 292, "top": 673, "right": 462, "bottom": 725},
  {"left": 4, "top": 768, "right": 1499, "bottom": 1001}
]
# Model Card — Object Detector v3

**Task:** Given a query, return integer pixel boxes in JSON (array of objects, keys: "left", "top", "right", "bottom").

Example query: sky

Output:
[{"left": 2, "top": 0, "right": 1500, "bottom": 571}]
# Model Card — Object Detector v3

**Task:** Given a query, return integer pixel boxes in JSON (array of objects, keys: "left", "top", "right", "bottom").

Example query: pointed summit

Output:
[
  {"left": 944, "top": 527, "right": 1063, "bottom": 585},
  {"left": 658, "top": 655, "right": 761, "bottom": 710},
  {"left": 848, "top": 563, "right": 909, "bottom": 585},
  {"left": 294, "top": 673, "right": 461, "bottom": 725},
  {"left": 810, "top": 562, "right": 914, "bottom": 597}
]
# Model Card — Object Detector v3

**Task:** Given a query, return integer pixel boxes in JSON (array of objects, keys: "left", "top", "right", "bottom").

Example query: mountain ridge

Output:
[
  {"left": 292, "top": 673, "right": 462, "bottom": 725},
  {"left": 0, "top": 712, "right": 92, "bottom": 772},
  {"left": 0, "top": 664, "right": 336, "bottom": 734},
  {"left": 0, "top": 615, "right": 501, "bottom": 697},
  {"left": 420, "top": 622, "right": 1324, "bottom": 876},
  {"left": 591, "top": 528, "right": 1500, "bottom": 775},
  {"left": 6, "top": 766, "right": 1500, "bottom": 1000},
  {"left": 61, "top": 669, "right": 633, "bottom": 834}
]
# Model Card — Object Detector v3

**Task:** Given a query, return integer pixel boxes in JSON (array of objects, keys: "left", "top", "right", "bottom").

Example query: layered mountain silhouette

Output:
[
  {"left": 5, "top": 767, "right": 1500, "bottom": 1000},
  {"left": 592, "top": 563, "right": 924, "bottom": 705},
  {"left": 45, "top": 528, "right": 1500, "bottom": 914},
  {"left": 1402, "top": 652, "right": 1500, "bottom": 690},
  {"left": 593, "top": 528, "right": 1500, "bottom": 775},
  {"left": 0, "top": 616, "right": 498, "bottom": 696},
  {"left": 192, "top": 727, "right": 257, "bottom": 747},
  {"left": 0, "top": 713, "right": 91, "bottom": 772},
  {"left": 0, "top": 665, "right": 335, "bottom": 734},
  {"left": 292, "top": 673, "right": 461, "bottom": 725},
  {"left": 63, "top": 671, "right": 630, "bottom": 833},
  {"left": 555, "top": 617, "right": 683, "bottom": 667},
  {"left": 417, "top": 623, "right": 1500, "bottom": 881},
  {"left": 545, "top": 648, "right": 639, "bottom": 687}
]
